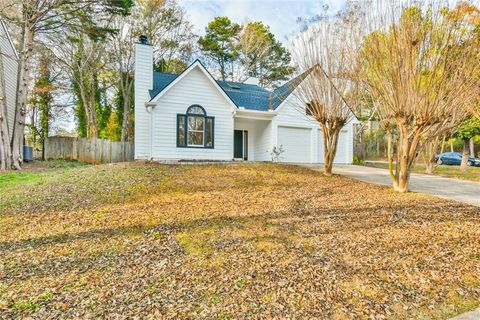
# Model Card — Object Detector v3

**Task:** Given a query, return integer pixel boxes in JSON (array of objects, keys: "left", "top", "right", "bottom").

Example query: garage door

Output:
[
  {"left": 334, "top": 130, "right": 348, "bottom": 163},
  {"left": 277, "top": 126, "right": 311, "bottom": 163},
  {"left": 317, "top": 129, "right": 324, "bottom": 163},
  {"left": 317, "top": 129, "right": 349, "bottom": 163}
]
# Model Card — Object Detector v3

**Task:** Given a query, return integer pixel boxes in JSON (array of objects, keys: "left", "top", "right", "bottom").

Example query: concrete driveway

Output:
[{"left": 301, "top": 164, "right": 480, "bottom": 207}]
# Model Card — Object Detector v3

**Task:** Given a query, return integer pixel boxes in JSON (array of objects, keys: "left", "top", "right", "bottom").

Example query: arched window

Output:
[{"left": 177, "top": 105, "right": 214, "bottom": 148}]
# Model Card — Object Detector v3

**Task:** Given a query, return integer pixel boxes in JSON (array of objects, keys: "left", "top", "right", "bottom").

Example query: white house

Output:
[
  {"left": 0, "top": 18, "right": 18, "bottom": 138},
  {"left": 134, "top": 37, "right": 357, "bottom": 163}
]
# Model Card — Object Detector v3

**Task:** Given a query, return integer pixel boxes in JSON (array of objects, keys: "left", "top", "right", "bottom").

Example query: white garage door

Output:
[
  {"left": 334, "top": 130, "right": 348, "bottom": 163},
  {"left": 317, "top": 129, "right": 349, "bottom": 163},
  {"left": 317, "top": 129, "right": 324, "bottom": 163},
  {"left": 277, "top": 126, "right": 311, "bottom": 163}
]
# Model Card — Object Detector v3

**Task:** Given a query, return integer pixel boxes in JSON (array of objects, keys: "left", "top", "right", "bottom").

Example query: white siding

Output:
[
  {"left": 150, "top": 67, "right": 234, "bottom": 160},
  {"left": 253, "top": 120, "right": 272, "bottom": 161},
  {"left": 0, "top": 20, "right": 18, "bottom": 138},
  {"left": 134, "top": 43, "right": 153, "bottom": 159}
]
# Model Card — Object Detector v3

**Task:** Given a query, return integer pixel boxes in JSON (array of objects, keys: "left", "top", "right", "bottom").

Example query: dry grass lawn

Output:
[{"left": 0, "top": 161, "right": 479, "bottom": 319}]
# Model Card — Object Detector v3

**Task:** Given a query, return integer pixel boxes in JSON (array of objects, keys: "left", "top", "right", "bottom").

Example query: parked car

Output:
[{"left": 435, "top": 152, "right": 480, "bottom": 166}]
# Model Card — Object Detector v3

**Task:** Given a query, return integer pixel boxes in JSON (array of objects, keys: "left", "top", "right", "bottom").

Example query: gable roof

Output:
[
  {"left": 149, "top": 60, "right": 238, "bottom": 110},
  {"left": 268, "top": 69, "right": 311, "bottom": 110},
  {"left": 150, "top": 60, "right": 310, "bottom": 112}
]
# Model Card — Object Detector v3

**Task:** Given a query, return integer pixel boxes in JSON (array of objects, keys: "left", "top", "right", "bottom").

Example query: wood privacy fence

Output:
[{"left": 45, "top": 137, "right": 134, "bottom": 164}]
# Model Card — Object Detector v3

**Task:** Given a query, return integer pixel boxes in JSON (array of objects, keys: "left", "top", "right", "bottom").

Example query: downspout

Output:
[{"left": 146, "top": 102, "right": 156, "bottom": 160}]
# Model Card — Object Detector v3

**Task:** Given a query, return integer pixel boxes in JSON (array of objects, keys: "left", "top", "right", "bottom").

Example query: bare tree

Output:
[
  {"left": 50, "top": 32, "right": 108, "bottom": 138},
  {"left": 235, "top": 21, "right": 272, "bottom": 82},
  {"left": 290, "top": 4, "right": 362, "bottom": 176},
  {"left": 0, "top": 0, "right": 130, "bottom": 169},
  {"left": 133, "top": 0, "right": 195, "bottom": 68},
  {"left": 108, "top": 15, "right": 136, "bottom": 142},
  {"left": 358, "top": 1, "right": 479, "bottom": 192}
]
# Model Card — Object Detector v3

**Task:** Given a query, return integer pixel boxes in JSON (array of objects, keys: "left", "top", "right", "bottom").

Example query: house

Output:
[
  {"left": 134, "top": 37, "right": 357, "bottom": 163},
  {"left": 0, "top": 18, "right": 18, "bottom": 139}
]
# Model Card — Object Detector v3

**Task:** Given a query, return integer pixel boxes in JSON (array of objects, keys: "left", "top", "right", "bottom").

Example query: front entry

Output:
[{"left": 234, "top": 130, "right": 248, "bottom": 160}]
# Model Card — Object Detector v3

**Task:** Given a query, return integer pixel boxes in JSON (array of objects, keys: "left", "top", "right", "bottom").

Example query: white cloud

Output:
[{"left": 178, "top": 0, "right": 347, "bottom": 43}]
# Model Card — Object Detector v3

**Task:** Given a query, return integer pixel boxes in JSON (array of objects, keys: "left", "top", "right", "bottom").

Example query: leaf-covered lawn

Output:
[{"left": 1, "top": 161, "right": 479, "bottom": 319}]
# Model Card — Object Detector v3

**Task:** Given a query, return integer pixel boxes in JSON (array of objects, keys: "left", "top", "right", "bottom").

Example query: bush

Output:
[{"left": 352, "top": 156, "right": 365, "bottom": 165}]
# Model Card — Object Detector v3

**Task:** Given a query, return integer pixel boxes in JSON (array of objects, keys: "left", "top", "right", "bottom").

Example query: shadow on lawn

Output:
[
  {"left": 1, "top": 198, "right": 475, "bottom": 282},
  {"left": 1, "top": 200, "right": 472, "bottom": 254}
]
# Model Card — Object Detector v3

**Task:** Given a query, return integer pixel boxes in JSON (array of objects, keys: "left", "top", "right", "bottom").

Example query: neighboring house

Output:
[
  {"left": 0, "top": 18, "right": 18, "bottom": 139},
  {"left": 134, "top": 37, "right": 357, "bottom": 163}
]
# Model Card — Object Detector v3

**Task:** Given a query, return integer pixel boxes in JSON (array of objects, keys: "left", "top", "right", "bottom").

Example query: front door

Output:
[{"left": 234, "top": 130, "right": 248, "bottom": 160}]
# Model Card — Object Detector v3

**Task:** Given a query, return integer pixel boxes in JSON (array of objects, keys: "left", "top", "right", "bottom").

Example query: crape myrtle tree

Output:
[
  {"left": 447, "top": 2, "right": 480, "bottom": 119},
  {"left": 0, "top": 0, "right": 132, "bottom": 169},
  {"left": 290, "top": 3, "right": 363, "bottom": 176},
  {"left": 358, "top": 1, "right": 479, "bottom": 192},
  {"left": 454, "top": 117, "right": 480, "bottom": 171}
]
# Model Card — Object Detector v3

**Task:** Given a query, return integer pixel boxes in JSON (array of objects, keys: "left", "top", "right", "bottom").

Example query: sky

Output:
[
  {"left": 57, "top": 0, "right": 350, "bottom": 134},
  {"left": 178, "top": 0, "right": 347, "bottom": 43}
]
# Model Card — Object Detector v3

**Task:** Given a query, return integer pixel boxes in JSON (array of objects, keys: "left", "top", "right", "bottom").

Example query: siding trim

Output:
[{"left": 0, "top": 19, "right": 18, "bottom": 59}]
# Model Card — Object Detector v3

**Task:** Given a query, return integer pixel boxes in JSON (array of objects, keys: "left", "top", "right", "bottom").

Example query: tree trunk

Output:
[
  {"left": 86, "top": 71, "right": 98, "bottom": 138},
  {"left": 0, "top": 51, "right": 12, "bottom": 170},
  {"left": 460, "top": 138, "right": 470, "bottom": 172},
  {"left": 120, "top": 81, "right": 132, "bottom": 142},
  {"left": 438, "top": 136, "right": 445, "bottom": 164},
  {"left": 469, "top": 137, "right": 475, "bottom": 157},
  {"left": 11, "top": 26, "right": 34, "bottom": 170},
  {"left": 321, "top": 124, "right": 340, "bottom": 176},
  {"left": 386, "top": 127, "right": 396, "bottom": 183},
  {"left": 391, "top": 124, "right": 421, "bottom": 193},
  {"left": 424, "top": 137, "right": 440, "bottom": 174}
]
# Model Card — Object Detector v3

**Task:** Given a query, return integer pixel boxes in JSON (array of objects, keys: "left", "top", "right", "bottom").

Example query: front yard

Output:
[{"left": 1, "top": 162, "right": 479, "bottom": 319}]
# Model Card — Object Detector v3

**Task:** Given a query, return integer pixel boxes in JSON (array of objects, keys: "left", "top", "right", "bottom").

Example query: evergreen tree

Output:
[{"left": 198, "top": 16, "right": 241, "bottom": 81}]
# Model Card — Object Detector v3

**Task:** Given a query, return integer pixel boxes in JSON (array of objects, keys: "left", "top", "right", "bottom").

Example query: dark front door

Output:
[{"left": 234, "top": 130, "right": 243, "bottom": 159}]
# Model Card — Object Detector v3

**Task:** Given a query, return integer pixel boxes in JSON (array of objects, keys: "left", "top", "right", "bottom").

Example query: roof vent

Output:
[
  {"left": 228, "top": 83, "right": 241, "bottom": 89},
  {"left": 139, "top": 35, "right": 149, "bottom": 45}
]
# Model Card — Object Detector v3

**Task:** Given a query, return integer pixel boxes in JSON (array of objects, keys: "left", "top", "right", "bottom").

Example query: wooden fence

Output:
[{"left": 45, "top": 137, "right": 134, "bottom": 164}]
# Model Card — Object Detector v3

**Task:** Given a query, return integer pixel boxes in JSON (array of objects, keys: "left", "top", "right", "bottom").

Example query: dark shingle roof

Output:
[
  {"left": 150, "top": 68, "right": 309, "bottom": 111},
  {"left": 216, "top": 81, "right": 271, "bottom": 111},
  {"left": 268, "top": 69, "right": 312, "bottom": 109},
  {"left": 149, "top": 72, "right": 177, "bottom": 99}
]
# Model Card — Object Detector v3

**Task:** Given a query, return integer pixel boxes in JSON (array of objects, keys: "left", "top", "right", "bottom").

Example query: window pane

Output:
[
  {"left": 205, "top": 118, "right": 213, "bottom": 147},
  {"left": 188, "top": 131, "right": 204, "bottom": 146},
  {"left": 188, "top": 116, "right": 204, "bottom": 131},
  {"left": 178, "top": 115, "right": 186, "bottom": 146},
  {"left": 188, "top": 106, "right": 205, "bottom": 115}
]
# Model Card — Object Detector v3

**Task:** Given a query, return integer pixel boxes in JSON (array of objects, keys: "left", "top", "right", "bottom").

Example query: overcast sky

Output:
[{"left": 178, "top": 0, "right": 347, "bottom": 43}]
